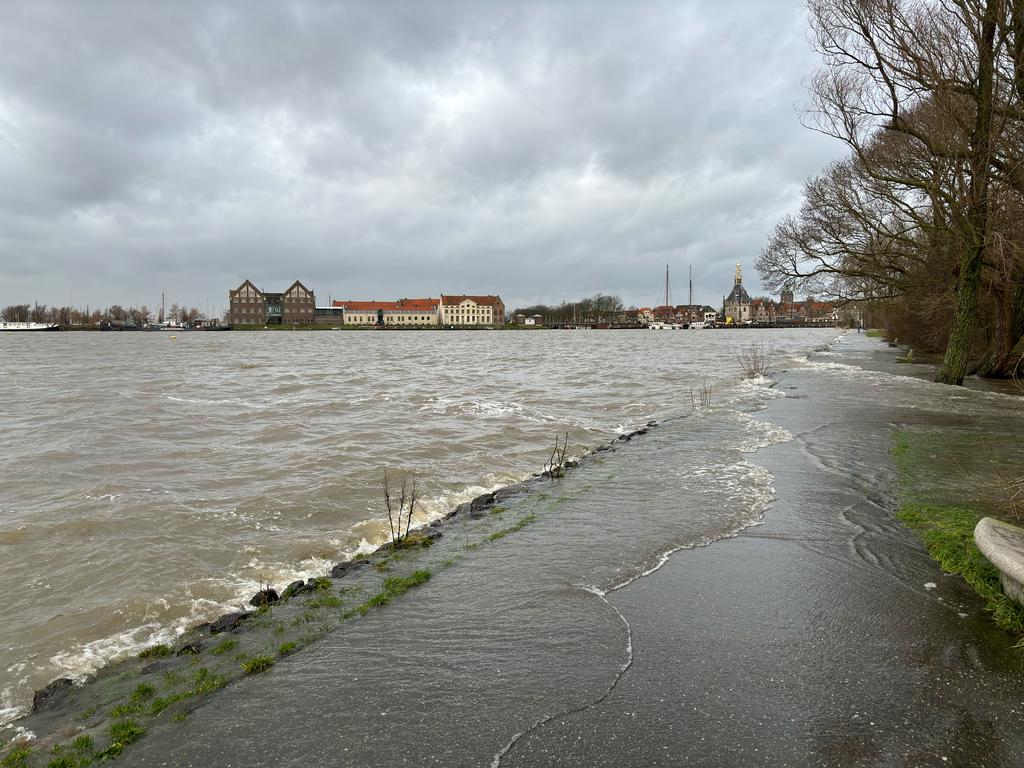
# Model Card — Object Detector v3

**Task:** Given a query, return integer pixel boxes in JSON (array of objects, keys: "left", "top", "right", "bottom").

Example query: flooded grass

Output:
[
  {"left": 1, "top": 477, "right": 556, "bottom": 767},
  {"left": 892, "top": 428, "right": 1024, "bottom": 639},
  {"left": 897, "top": 504, "right": 1024, "bottom": 636},
  {"left": 486, "top": 514, "right": 538, "bottom": 542}
]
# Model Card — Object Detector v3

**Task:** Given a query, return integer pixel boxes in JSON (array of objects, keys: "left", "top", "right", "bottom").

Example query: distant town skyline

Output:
[{"left": 0, "top": 0, "right": 845, "bottom": 316}]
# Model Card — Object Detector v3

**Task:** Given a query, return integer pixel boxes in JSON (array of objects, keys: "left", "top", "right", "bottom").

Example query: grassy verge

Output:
[
  {"left": 897, "top": 504, "right": 1024, "bottom": 636},
  {"left": 892, "top": 428, "right": 1024, "bottom": 640}
]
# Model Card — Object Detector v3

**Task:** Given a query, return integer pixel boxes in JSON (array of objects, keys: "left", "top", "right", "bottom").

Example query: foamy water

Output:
[{"left": 0, "top": 327, "right": 839, "bottom": 719}]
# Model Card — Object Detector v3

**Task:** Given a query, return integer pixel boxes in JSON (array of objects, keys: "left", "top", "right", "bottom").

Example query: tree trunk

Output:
[{"left": 936, "top": 0, "right": 999, "bottom": 385}]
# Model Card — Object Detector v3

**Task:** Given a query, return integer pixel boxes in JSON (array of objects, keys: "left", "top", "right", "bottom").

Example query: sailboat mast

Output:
[
  {"left": 689, "top": 265, "right": 693, "bottom": 307},
  {"left": 664, "top": 264, "right": 670, "bottom": 307}
]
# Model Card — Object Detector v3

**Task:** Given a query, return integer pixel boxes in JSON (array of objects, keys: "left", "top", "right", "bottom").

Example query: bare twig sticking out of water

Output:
[
  {"left": 738, "top": 344, "right": 773, "bottom": 378},
  {"left": 545, "top": 433, "right": 569, "bottom": 480},
  {"left": 997, "top": 474, "right": 1024, "bottom": 518},
  {"left": 689, "top": 378, "right": 711, "bottom": 410},
  {"left": 382, "top": 470, "right": 420, "bottom": 546}
]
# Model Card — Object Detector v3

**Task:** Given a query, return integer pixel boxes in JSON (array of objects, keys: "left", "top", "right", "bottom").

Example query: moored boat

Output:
[{"left": 0, "top": 321, "right": 60, "bottom": 332}]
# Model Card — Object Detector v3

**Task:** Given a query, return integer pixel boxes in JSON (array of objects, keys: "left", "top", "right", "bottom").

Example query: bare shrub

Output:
[
  {"left": 737, "top": 344, "right": 773, "bottom": 379},
  {"left": 545, "top": 432, "right": 569, "bottom": 480},
  {"left": 689, "top": 378, "right": 712, "bottom": 409},
  {"left": 382, "top": 470, "right": 420, "bottom": 546}
]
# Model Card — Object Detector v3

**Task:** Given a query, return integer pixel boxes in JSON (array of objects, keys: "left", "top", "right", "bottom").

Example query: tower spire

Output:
[{"left": 735, "top": 263, "right": 742, "bottom": 286}]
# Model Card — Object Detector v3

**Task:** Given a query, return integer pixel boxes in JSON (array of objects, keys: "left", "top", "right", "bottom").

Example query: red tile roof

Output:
[
  {"left": 332, "top": 300, "right": 401, "bottom": 311},
  {"left": 398, "top": 298, "right": 439, "bottom": 311}
]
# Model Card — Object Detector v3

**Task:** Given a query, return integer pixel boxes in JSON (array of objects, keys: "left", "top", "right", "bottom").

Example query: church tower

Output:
[{"left": 724, "top": 263, "right": 752, "bottom": 324}]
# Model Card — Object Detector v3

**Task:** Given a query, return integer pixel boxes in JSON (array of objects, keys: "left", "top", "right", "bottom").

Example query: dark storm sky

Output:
[{"left": 0, "top": 1, "right": 842, "bottom": 315}]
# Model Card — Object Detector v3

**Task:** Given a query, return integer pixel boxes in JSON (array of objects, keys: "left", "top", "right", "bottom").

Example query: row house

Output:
[
  {"left": 228, "top": 279, "right": 315, "bottom": 325},
  {"left": 748, "top": 297, "right": 838, "bottom": 323},
  {"left": 331, "top": 298, "right": 442, "bottom": 327}
]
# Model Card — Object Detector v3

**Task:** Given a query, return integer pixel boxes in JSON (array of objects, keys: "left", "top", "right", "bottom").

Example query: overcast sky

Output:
[{"left": 0, "top": 0, "right": 843, "bottom": 315}]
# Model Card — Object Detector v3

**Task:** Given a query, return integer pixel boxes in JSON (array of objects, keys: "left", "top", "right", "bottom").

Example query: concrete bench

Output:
[{"left": 975, "top": 517, "right": 1024, "bottom": 604}]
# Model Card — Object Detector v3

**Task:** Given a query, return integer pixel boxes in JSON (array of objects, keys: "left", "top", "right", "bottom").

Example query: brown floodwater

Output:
[{"left": 0, "top": 327, "right": 842, "bottom": 719}]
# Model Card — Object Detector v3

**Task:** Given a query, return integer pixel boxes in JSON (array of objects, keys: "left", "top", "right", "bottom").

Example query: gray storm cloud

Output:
[{"left": 0, "top": 0, "right": 842, "bottom": 313}]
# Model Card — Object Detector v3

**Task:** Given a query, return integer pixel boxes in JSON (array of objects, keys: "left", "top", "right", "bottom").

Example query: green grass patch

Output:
[
  {"left": 345, "top": 569, "right": 432, "bottom": 618},
  {"left": 210, "top": 638, "right": 238, "bottom": 656},
  {"left": 308, "top": 594, "right": 343, "bottom": 609},
  {"left": 137, "top": 644, "right": 172, "bottom": 660},
  {"left": 489, "top": 506, "right": 507, "bottom": 516},
  {"left": 45, "top": 755, "right": 78, "bottom": 768},
  {"left": 865, "top": 329, "right": 884, "bottom": 337},
  {"left": 131, "top": 682, "right": 156, "bottom": 701},
  {"left": 110, "top": 684, "right": 156, "bottom": 718},
  {"left": 71, "top": 737, "right": 92, "bottom": 755},
  {"left": 74, "top": 705, "right": 100, "bottom": 722},
  {"left": 311, "top": 577, "right": 332, "bottom": 591},
  {"left": 191, "top": 667, "right": 227, "bottom": 695},
  {"left": 148, "top": 692, "right": 190, "bottom": 716},
  {"left": 278, "top": 641, "right": 297, "bottom": 657},
  {"left": 94, "top": 719, "right": 146, "bottom": 757},
  {"left": 897, "top": 503, "right": 1024, "bottom": 636},
  {"left": 392, "top": 532, "right": 437, "bottom": 551},
  {"left": 109, "top": 720, "right": 145, "bottom": 746},
  {"left": 1, "top": 747, "right": 32, "bottom": 768},
  {"left": 486, "top": 514, "right": 538, "bottom": 543},
  {"left": 241, "top": 655, "right": 275, "bottom": 675},
  {"left": 373, "top": 560, "right": 391, "bottom": 572}
]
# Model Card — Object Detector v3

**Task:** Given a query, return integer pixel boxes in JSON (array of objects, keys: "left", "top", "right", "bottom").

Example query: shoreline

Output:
[
  {"left": 11, "top": 332, "right": 1024, "bottom": 765},
  {"left": 0, "top": 417, "right": 664, "bottom": 754},
  {"left": 114, "top": 333, "right": 1024, "bottom": 767}
]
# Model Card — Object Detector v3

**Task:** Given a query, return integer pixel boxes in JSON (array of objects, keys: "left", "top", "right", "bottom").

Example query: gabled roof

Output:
[
  {"left": 229, "top": 279, "right": 263, "bottom": 298},
  {"left": 441, "top": 294, "right": 502, "bottom": 306},
  {"left": 284, "top": 280, "right": 314, "bottom": 297}
]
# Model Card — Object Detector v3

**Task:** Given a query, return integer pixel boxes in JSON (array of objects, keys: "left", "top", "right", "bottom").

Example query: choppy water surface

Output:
[{"left": 0, "top": 328, "right": 838, "bottom": 719}]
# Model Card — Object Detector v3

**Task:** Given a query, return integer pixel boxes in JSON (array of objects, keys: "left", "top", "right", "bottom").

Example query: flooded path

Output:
[{"left": 117, "top": 334, "right": 1024, "bottom": 767}]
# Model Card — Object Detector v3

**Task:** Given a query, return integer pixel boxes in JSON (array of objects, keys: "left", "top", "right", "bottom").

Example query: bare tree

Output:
[
  {"left": 382, "top": 470, "right": 420, "bottom": 547},
  {"left": 790, "top": 0, "right": 1008, "bottom": 384},
  {"left": 1, "top": 305, "right": 30, "bottom": 322}
]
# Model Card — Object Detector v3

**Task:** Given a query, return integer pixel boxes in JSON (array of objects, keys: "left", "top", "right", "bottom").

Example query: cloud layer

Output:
[{"left": 0, "top": 0, "right": 842, "bottom": 314}]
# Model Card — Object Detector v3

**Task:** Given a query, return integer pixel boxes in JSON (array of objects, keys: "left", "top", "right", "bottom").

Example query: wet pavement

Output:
[{"left": 124, "top": 335, "right": 1024, "bottom": 767}]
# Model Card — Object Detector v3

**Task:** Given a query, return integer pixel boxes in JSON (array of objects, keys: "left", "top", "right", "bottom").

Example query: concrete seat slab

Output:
[{"left": 975, "top": 516, "right": 1024, "bottom": 603}]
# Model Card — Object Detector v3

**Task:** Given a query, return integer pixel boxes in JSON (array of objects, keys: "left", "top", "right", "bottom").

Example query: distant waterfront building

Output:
[
  {"left": 714, "top": 268, "right": 838, "bottom": 325},
  {"left": 514, "top": 314, "right": 544, "bottom": 326},
  {"left": 440, "top": 295, "right": 505, "bottom": 327},
  {"left": 228, "top": 279, "right": 315, "bottom": 325},
  {"left": 331, "top": 298, "right": 441, "bottom": 327},
  {"left": 723, "top": 264, "right": 752, "bottom": 324},
  {"left": 229, "top": 282, "right": 506, "bottom": 328}
]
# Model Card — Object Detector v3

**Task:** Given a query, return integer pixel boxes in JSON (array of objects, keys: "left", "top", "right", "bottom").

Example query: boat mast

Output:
[
  {"left": 664, "top": 264, "right": 670, "bottom": 307},
  {"left": 689, "top": 265, "right": 693, "bottom": 307}
]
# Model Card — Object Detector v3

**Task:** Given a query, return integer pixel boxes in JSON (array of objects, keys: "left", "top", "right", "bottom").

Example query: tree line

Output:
[
  {"left": 1, "top": 303, "right": 206, "bottom": 326},
  {"left": 757, "top": 0, "right": 1024, "bottom": 384},
  {"left": 511, "top": 294, "right": 626, "bottom": 324}
]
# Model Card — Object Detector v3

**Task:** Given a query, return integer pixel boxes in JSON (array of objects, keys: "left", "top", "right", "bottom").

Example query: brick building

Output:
[{"left": 228, "top": 279, "right": 315, "bottom": 325}]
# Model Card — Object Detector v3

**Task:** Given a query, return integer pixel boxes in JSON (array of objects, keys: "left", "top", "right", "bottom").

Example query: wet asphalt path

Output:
[{"left": 127, "top": 336, "right": 1024, "bottom": 767}]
